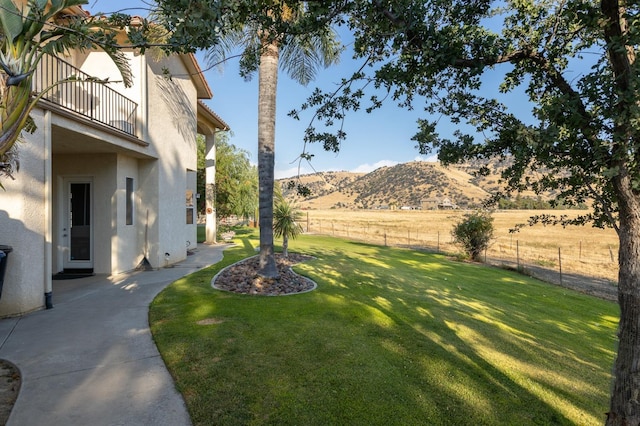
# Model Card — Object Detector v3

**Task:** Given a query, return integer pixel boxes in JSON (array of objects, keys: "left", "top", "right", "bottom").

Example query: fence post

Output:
[
  {"left": 558, "top": 247, "right": 563, "bottom": 285},
  {"left": 579, "top": 240, "right": 582, "bottom": 260},
  {"left": 437, "top": 231, "right": 440, "bottom": 252},
  {"left": 384, "top": 232, "right": 387, "bottom": 247}
]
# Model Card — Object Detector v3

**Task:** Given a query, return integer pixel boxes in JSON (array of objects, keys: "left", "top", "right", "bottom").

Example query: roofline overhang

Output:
[
  {"left": 181, "top": 54, "right": 213, "bottom": 99},
  {"left": 198, "top": 101, "right": 230, "bottom": 135},
  {"left": 72, "top": 7, "right": 212, "bottom": 100},
  {"left": 66, "top": 5, "right": 87, "bottom": 15}
]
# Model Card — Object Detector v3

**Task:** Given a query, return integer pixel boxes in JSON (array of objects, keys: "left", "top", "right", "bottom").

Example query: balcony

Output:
[{"left": 32, "top": 54, "right": 138, "bottom": 136}]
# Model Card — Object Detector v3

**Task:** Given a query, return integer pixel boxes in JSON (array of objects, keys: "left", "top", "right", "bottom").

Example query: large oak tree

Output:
[
  {"left": 8, "top": 0, "right": 640, "bottom": 422},
  {"left": 291, "top": 1, "right": 638, "bottom": 423},
  {"left": 155, "top": 0, "right": 640, "bottom": 420}
]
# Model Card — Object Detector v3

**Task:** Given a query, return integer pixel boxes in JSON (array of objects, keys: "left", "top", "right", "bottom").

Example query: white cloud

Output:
[
  {"left": 274, "top": 156, "right": 439, "bottom": 178},
  {"left": 414, "top": 154, "right": 438, "bottom": 162},
  {"left": 275, "top": 166, "right": 314, "bottom": 179},
  {"left": 350, "top": 160, "right": 399, "bottom": 174}
]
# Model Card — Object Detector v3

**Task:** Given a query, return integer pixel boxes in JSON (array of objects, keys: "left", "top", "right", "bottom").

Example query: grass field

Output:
[
  {"left": 197, "top": 224, "right": 205, "bottom": 243},
  {"left": 303, "top": 209, "right": 620, "bottom": 283},
  {"left": 151, "top": 230, "right": 618, "bottom": 425}
]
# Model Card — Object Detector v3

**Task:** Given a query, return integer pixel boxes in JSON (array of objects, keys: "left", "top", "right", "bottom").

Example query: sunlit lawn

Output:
[
  {"left": 196, "top": 224, "right": 205, "bottom": 243},
  {"left": 150, "top": 228, "right": 618, "bottom": 425}
]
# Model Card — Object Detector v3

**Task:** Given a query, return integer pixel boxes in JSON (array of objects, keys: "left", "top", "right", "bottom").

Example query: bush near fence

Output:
[{"left": 301, "top": 210, "right": 619, "bottom": 285}]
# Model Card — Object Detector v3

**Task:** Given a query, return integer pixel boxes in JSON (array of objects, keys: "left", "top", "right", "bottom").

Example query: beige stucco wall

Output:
[
  {"left": 136, "top": 159, "right": 160, "bottom": 267},
  {"left": 187, "top": 169, "right": 198, "bottom": 249},
  {"left": 113, "top": 154, "right": 141, "bottom": 273},
  {"left": 70, "top": 50, "right": 199, "bottom": 269},
  {"left": 53, "top": 153, "right": 117, "bottom": 274},
  {"left": 0, "top": 108, "right": 50, "bottom": 315},
  {"left": 145, "top": 57, "right": 199, "bottom": 266},
  {"left": 53, "top": 153, "right": 166, "bottom": 275},
  {"left": 0, "top": 48, "right": 206, "bottom": 316},
  {"left": 80, "top": 51, "right": 199, "bottom": 267}
]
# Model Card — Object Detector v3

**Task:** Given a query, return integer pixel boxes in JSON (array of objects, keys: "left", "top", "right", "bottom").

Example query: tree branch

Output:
[
  {"left": 601, "top": 0, "right": 634, "bottom": 93},
  {"left": 371, "top": 0, "right": 405, "bottom": 27}
]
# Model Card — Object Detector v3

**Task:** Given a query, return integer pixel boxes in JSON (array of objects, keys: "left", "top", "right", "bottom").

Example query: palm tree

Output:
[
  {"left": 206, "top": 4, "right": 340, "bottom": 278},
  {"left": 273, "top": 197, "right": 303, "bottom": 258}
]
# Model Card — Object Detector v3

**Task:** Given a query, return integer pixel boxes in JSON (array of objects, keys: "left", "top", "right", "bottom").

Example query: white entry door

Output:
[{"left": 63, "top": 179, "right": 93, "bottom": 270}]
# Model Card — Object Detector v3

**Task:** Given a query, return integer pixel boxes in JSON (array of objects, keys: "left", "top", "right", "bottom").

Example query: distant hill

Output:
[{"left": 278, "top": 161, "right": 508, "bottom": 210}]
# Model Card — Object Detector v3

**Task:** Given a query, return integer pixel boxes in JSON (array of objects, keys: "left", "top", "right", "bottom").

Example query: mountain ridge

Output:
[{"left": 278, "top": 161, "right": 505, "bottom": 210}]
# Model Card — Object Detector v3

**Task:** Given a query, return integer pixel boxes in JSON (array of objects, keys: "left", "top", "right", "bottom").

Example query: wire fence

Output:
[{"left": 304, "top": 214, "right": 619, "bottom": 288}]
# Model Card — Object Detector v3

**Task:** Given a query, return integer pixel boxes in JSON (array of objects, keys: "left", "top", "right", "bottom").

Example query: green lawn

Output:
[
  {"left": 197, "top": 224, "right": 205, "bottom": 243},
  {"left": 150, "top": 229, "right": 618, "bottom": 426}
]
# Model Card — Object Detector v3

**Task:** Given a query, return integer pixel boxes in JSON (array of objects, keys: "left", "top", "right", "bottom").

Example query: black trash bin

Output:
[{"left": 0, "top": 245, "right": 13, "bottom": 300}]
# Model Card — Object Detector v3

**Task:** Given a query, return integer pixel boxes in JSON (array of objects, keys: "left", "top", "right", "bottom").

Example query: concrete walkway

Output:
[{"left": 0, "top": 243, "right": 230, "bottom": 426}]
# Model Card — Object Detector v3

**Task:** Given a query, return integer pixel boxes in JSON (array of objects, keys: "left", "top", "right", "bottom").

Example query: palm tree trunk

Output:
[
  {"left": 257, "top": 41, "right": 279, "bottom": 278},
  {"left": 282, "top": 234, "right": 289, "bottom": 258}
]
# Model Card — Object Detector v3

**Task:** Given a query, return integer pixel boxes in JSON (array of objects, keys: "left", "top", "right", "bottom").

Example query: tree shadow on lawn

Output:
[
  {"left": 155, "top": 234, "right": 616, "bottom": 425},
  {"left": 291, "top": 237, "right": 616, "bottom": 424}
]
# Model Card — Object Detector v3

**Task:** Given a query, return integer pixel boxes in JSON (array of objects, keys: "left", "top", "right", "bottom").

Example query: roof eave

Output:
[
  {"left": 181, "top": 53, "right": 213, "bottom": 99},
  {"left": 198, "top": 101, "right": 230, "bottom": 134}
]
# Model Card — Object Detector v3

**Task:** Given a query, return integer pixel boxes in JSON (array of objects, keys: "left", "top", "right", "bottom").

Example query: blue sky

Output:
[
  {"left": 88, "top": 1, "right": 582, "bottom": 181},
  {"left": 85, "top": 0, "right": 442, "bottom": 178}
]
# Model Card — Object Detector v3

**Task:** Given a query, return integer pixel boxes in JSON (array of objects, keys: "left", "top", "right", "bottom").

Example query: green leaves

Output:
[
  {"left": 280, "top": 0, "right": 640, "bottom": 231},
  {"left": 155, "top": 0, "right": 231, "bottom": 52},
  {"left": 212, "top": 135, "right": 258, "bottom": 220},
  {"left": 272, "top": 198, "right": 303, "bottom": 239},
  {"left": 451, "top": 210, "right": 495, "bottom": 261},
  {"left": 0, "top": 0, "right": 134, "bottom": 177},
  {"left": 0, "top": 0, "right": 23, "bottom": 43}
]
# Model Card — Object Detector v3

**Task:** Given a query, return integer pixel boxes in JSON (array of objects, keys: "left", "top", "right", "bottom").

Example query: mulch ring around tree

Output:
[{"left": 212, "top": 253, "right": 317, "bottom": 296}]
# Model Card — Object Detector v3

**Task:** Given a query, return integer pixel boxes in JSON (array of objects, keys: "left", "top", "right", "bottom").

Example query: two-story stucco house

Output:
[{"left": 0, "top": 8, "right": 228, "bottom": 317}]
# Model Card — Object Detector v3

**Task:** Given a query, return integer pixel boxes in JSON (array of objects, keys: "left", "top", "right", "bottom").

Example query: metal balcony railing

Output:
[{"left": 32, "top": 54, "right": 138, "bottom": 136}]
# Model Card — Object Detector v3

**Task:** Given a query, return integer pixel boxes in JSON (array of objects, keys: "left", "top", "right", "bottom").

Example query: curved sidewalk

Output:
[{"left": 0, "top": 243, "right": 230, "bottom": 426}]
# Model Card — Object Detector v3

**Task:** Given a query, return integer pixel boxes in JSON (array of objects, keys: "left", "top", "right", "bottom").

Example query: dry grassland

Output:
[{"left": 303, "top": 209, "right": 619, "bottom": 284}]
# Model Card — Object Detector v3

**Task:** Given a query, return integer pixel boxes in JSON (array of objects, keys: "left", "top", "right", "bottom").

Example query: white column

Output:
[{"left": 205, "top": 132, "right": 216, "bottom": 244}]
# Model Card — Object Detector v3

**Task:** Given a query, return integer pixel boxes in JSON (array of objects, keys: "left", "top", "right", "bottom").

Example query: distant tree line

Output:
[
  {"left": 197, "top": 134, "right": 258, "bottom": 222},
  {"left": 497, "top": 196, "right": 588, "bottom": 210}
]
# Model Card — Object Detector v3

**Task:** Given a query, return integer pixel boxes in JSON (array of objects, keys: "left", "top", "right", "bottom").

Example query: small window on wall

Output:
[
  {"left": 186, "top": 189, "right": 194, "bottom": 224},
  {"left": 126, "top": 177, "right": 134, "bottom": 225}
]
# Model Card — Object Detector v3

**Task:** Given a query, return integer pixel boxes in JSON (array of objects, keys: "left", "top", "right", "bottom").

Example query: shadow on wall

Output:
[
  {"left": 155, "top": 73, "right": 194, "bottom": 141},
  {"left": 0, "top": 209, "right": 43, "bottom": 312}
]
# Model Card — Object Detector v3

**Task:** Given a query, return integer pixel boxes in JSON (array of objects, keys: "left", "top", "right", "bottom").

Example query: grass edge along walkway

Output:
[{"left": 150, "top": 230, "right": 618, "bottom": 426}]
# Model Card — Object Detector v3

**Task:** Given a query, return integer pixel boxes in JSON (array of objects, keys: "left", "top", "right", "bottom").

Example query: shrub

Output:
[
  {"left": 452, "top": 211, "right": 494, "bottom": 262},
  {"left": 273, "top": 199, "right": 304, "bottom": 257}
]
